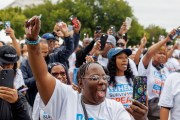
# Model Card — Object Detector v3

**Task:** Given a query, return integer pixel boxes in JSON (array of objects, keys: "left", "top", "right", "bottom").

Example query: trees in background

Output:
[{"left": 0, "top": 0, "right": 167, "bottom": 47}]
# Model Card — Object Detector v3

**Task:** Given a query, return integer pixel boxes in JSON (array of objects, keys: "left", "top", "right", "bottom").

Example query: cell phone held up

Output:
[
  {"left": 95, "top": 26, "right": 101, "bottom": 33},
  {"left": 4, "top": 21, "right": 11, "bottom": 35},
  {"left": 100, "top": 34, "right": 108, "bottom": 50},
  {"left": 133, "top": 76, "right": 147, "bottom": 106},
  {"left": 0, "top": 69, "right": 14, "bottom": 88},
  {"left": 125, "top": 17, "right": 132, "bottom": 30},
  {"left": 69, "top": 15, "right": 79, "bottom": 28},
  {"left": 169, "top": 27, "right": 180, "bottom": 40}
]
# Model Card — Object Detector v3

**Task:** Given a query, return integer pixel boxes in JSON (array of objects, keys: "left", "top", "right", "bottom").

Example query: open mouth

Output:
[
  {"left": 97, "top": 85, "right": 106, "bottom": 98},
  {"left": 121, "top": 64, "right": 127, "bottom": 68}
]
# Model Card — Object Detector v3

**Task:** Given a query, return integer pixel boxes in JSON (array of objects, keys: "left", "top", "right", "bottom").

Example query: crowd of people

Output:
[{"left": 0, "top": 15, "right": 179, "bottom": 120}]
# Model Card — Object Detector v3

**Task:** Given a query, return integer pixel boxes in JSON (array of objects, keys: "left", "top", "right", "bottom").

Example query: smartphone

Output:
[
  {"left": 110, "top": 25, "right": 116, "bottom": 34},
  {"left": 169, "top": 27, "right": 180, "bottom": 40},
  {"left": 0, "top": 69, "right": 14, "bottom": 88},
  {"left": 125, "top": 17, "right": 132, "bottom": 30},
  {"left": 69, "top": 15, "right": 79, "bottom": 28},
  {"left": 68, "top": 25, "right": 73, "bottom": 32},
  {"left": 4, "top": 21, "right": 11, "bottom": 35},
  {"left": 133, "top": 76, "right": 147, "bottom": 106},
  {"left": 95, "top": 26, "right": 101, "bottom": 33},
  {"left": 100, "top": 34, "right": 108, "bottom": 50},
  {"left": 19, "top": 87, "right": 28, "bottom": 92}
]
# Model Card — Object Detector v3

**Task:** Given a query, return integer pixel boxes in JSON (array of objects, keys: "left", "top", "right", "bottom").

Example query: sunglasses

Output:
[
  {"left": 82, "top": 75, "right": 110, "bottom": 81},
  {"left": 51, "top": 71, "right": 66, "bottom": 77},
  {"left": 116, "top": 43, "right": 125, "bottom": 47}
]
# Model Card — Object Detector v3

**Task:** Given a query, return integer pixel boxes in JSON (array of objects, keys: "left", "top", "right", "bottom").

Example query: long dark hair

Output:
[{"left": 107, "top": 53, "right": 134, "bottom": 87}]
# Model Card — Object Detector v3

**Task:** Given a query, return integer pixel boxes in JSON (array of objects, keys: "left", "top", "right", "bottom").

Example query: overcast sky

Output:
[
  {"left": 125, "top": 0, "right": 180, "bottom": 32},
  {"left": 1, "top": 0, "right": 179, "bottom": 32}
]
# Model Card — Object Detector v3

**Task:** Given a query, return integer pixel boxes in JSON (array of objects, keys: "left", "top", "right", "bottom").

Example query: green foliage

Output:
[
  {"left": 145, "top": 25, "right": 167, "bottom": 47},
  {"left": 0, "top": 0, "right": 167, "bottom": 46},
  {"left": 0, "top": 7, "right": 27, "bottom": 38}
]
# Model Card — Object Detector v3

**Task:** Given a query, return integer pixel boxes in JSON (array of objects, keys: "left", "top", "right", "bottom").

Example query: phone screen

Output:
[
  {"left": 110, "top": 25, "right": 116, "bottom": 34},
  {"left": 96, "top": 26, "right": 101, "bottom": 33},
  {"left": 100, "top": 34, "right": 108, "bottom": 50},
  {"left": 125, "top": 17, "right": 132, "bottom": 30},
  {"left": 133, "top": 76, "right": 147, "bottom": 106},
  {"left": 0, "top": 69, "right": 14, "bottom": 88},
  {"left": 4, "top": 21, "right": 11, "bottom": 29}
]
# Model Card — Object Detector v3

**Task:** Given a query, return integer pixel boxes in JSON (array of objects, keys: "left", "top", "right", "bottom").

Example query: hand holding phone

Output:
[
  {"left": 69, "top": 15, "right": 79, "bottom": 28},
  {"left": 125, "top": 17, "right": 132, "bottom": 30},
  {"left": 133, "top": 76, "right": 147, "bottom": 106},
  {"left": 96, "top": 26, "right": 101, "bottom": 33},
  {"left": 0, "top": 69, "right": 14, "bottom": 88},
  {"left": 109, "top": 25, "right": 116, "bottom": 35},
  {"left": 100, "top": 34, "right": 108, "bottom": 50},
  {"left": 4, "top": 21, "right": 11, "bottom": 35},
  {"left": 169, "top": 27, "right": 180, "bottom": 40}
]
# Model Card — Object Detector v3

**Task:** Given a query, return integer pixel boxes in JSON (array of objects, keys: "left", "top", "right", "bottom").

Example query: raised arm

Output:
[
  {"left": 6, "top": 28, "right": 21, "bottom": 57},
  {"left": 134, "top": 34, "right": 147, "bottom": 65},
  {"left": 167, "top": 42, "right": 179, "bottom": 58},
  {"left": 142, "top": 30, "right": 175, "bottom": 68},
  {"left": 25, "top": 16, "right": 55, "bottom": 105}
]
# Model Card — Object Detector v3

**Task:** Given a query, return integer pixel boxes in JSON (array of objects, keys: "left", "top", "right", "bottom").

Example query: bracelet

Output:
[
  {"left": 25, "top": 37, "right": 40, "bottom": 45},
  {"left": 92, "top": 55, "right": 98, "bottom": 61}
]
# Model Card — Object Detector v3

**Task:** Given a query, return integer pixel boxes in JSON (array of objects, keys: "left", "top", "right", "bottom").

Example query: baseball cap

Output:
[
  {"left": 106, "top": 35, "right": 116, "bottom": 47},
  {"left": 0, "top": 45, "right": 19, "bottom": 64},
  {"left": 41, "top": 33, "right": 56, "bottom": 41},
  {"left": 107, "top": 47, "right": 132, "bottom": 59}
]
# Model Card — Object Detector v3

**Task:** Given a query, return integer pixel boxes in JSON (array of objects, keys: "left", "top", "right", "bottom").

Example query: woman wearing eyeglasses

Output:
[
  {"left": 107, "top": 47, "right": 148, "bottom": 120},
  {"left": 26, "top": 16, "right": 131, "bottom": 120}
]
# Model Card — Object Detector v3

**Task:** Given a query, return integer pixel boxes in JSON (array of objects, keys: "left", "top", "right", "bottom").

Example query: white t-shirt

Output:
[
  {"left": 158, "top": 72, "right": 180, "bottom": 120},
  {"left": 14, "top": 68, "right": 25, "bottom": 89},
  {"left": 106, "top": 76, "right": 133, "bottom": 108},
  {"left": 138, "top": 57, "right": 170, "bottom": 100},
  {"left": 98, "top": 55, "right": 138, "bottom": 76},
  {"left": 165, "top": 58, "right": 180, "bottom": 73},
  {"left": 34, "top": 80, "right": 131, "bottom": 120}
]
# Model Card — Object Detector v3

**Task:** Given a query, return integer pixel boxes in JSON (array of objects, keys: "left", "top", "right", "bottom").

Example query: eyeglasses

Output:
[
  {"left": 82, "top": 75, "right": 110, "bottom": 81},
  {"left": 116, "top": 43, "right": 125, "bottom": 47},
  {"left": 51, "top": 71, "right": 66, "bottom": 77}
]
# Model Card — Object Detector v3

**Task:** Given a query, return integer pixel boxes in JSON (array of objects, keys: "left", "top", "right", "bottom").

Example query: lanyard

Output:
[{"left": 81, "top": 96, "right": 89, "bottom": 120}]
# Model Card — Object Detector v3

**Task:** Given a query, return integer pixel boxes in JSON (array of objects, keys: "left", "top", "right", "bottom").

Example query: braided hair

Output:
[{"left": 77, "top": 62, "right": 103, "bottom": 81}]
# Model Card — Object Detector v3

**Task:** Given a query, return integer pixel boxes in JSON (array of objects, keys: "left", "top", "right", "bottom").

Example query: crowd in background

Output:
[{"left": 0, "top": 15, "right": 180, "bottom": 120}]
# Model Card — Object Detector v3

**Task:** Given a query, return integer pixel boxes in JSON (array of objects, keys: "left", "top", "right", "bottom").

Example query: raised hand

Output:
[
  {"left": 25, "top": 16, "right": 41, "bottom": 40},
  {"left": 118, "top": 22, "right": 128, "bottom": 35},
  {"left": 5, "top": 27, "right": 16, "bottom": 40},
  {"left": 126, "top": 100, "right": 148, "bottom": 120},
  {"left": 140, "top": 33, "right": 147, "bottom": 48},
  {"left": 73, "top": 20, "right": 81, "bottom": 34},
  {"left": 59, "top": 22, "right": 69, "bottom": 37}
]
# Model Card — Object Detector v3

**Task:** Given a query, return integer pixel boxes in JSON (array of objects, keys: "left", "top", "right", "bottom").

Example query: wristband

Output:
[
  {"left": 25, "top": 37, "right": 40, "bottom": 45},
  {"left": 92, "top": 55, "right": 98, "bottom": 61}
]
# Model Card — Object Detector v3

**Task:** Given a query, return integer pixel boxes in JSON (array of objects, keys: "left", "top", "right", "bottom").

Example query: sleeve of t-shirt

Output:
[
  {"left": 39, "top": 79, "right": 78, "bottom": 120},
  {"left": 128, "top": 58, "right": 138, "bottom": 76},
  {"left": 138, "top": 56, "right": 152, "bottom": 76},
  {"left": 158, "top": 74, "right": 174, "bottom": 108}
]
